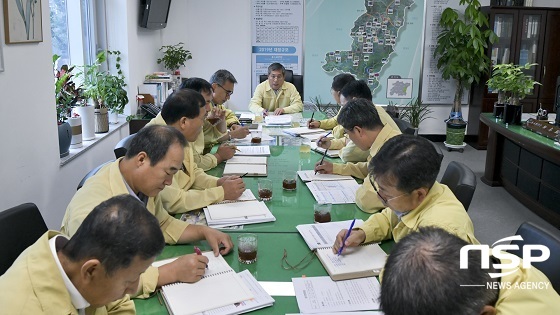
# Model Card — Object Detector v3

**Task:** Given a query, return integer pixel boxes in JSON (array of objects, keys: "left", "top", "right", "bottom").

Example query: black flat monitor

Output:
[{"left": 140, "top": 0, "right": 171, "bottom": 30}]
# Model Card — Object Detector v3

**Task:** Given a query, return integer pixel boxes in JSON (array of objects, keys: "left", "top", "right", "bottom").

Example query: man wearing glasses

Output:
[
  {"left": 332, "top": 134, "right": 479, "bottom": 255},
  {"left": 314, "top": 98, "right": 401, "bottom": 214},
  {"left": 249, "top": 63, "right": 303, "bottom": 115}
]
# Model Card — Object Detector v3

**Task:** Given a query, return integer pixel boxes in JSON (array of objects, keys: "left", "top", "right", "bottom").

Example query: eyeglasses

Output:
[
  {"left": 268, "top": 74, "right": 284, "bottom": 80},
  {"left": 216, "top": 83, "right": 233, "bottom": 96},
  {"left": 369, "top": 175, "right": 408, "bottom": 205}
]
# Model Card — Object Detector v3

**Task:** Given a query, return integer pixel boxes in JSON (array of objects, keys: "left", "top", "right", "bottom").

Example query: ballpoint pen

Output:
[
  {"left": 309, "top": 111, "right": 315, "bottom": 123},
  {"left": 337, "top": 219, "right": 356, "bottom": 256},
  {"left": 194, "top": 246, "right": 208, "bottom": 268},
  {"left": 317, "top": 131, "right": 332, "bottom": 145},
  {"left": 240, "top": 172, "right": 249, "bottom": 178},
  {"left": 315, "top": 148, "right": 328, "bottom": 175}
]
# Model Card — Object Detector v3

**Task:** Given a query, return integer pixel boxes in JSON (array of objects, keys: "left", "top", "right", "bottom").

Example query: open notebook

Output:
[
  {"left": 223, "top": 156, "right": 268, "bottom": 177},
  {"left": 310, "top": 142, "right": 340, "bottom": 158},
  {"left": 160, "top": 253, "right": 254, "bottom": 315},
  {"left": 297, "top": 170, "right": 354, "bottom": 182},
  {"left": 296, "top": 220, "right": 365, "bottom": 250},
  {"left": 316, "top": 244, "right": 387, "bottom": 281},
  {"left": 283, "top": 127, "right": 326, "bottom": 136},
  {"left": 234, "top": 146, "right": 271, "bottom": 156},
  {"left": 204, "top": 197, "right": 276, "bottom": 227}
]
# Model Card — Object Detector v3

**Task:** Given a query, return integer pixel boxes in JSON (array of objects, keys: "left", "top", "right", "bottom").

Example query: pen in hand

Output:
[
  {"left": 317, "top": 131, "right": 332, "bottom": 146},
  {"left": 337, "top": 219, "right": 356, "bottom": 256},
  {"left": 309, "top": 111, "right": 315, "bottom": 122},
  {"left": 240, "top": 172, "right": 249, "bottom": 178},
  {"left": 194, "top": 246, "right": 208, "bottom": 269},
  {"left": 315, "top": 148, "right": 328, "bottom": 175}
]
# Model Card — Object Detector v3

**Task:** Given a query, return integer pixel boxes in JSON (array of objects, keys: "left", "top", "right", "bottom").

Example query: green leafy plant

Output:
[
  {"left": 486, "top": 63, "right": 541, "bottom": 105},
  {"left": 53, "top": 54, "right": 83, "bottom": 123},
  {"left": 434, "top": 0, "right": 497, "bottom": 123},
  {"left": 309, "top": 96, "right": 338, "bottom": 118},
  {"left": 157, "top": 42, "right": 192, "bottom": 73},
  {"left": 400, "top": 98, "right": 434, "bottom": 129},
  {"left": 79, "top": 51, "right": 128, "bottom": 114}
]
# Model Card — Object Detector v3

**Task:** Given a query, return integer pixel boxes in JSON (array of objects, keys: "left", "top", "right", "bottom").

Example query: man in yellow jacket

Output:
[
  {"left": 249, "top": 62, "right": 303, "bottom": 115},
  {"left": 146, "top": 89, "right": 246, "bottom": 212},
  {"left": 315, "top": 98, "right": 401, "bottom": 213},
  {"left": 1, "top": 195, "right": 165, "bottom": 314},
  {"left": 332, "top": 135, "right": 478, "bottom": 255},
  {"left": 313, "top": 80, "right": 400, "bottom": 163},
  {"left": 62, "top": 125, "right": 234, "bottom": 299},
  {"left": 380, "top": 227, "right": 560, "bottom": 315}
]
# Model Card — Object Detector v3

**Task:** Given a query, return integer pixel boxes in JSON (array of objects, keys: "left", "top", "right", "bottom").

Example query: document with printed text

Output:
[{"left": 306, "top": 180, "right": 360, "bottom": 204}]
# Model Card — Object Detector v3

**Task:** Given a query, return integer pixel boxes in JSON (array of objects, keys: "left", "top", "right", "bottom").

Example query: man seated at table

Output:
[
  {"left": 249, "top": 62, "right": 303, "bottom": 115},
  {"left": 332, "top": 135, "right": 478, "bottom": 254},
  {"left": 61, "top": 125, "right": 235, "bottom": 298},
  {"left": 1, "top": 195, "right": 165, "bottom": 314},
  {"left": 146, "top": 88, "right": 246, "bottom": 211},
  {"left": 180, "top": 77, "right": 236, "bottom": 171},
  {"left": 380, "top": 227, "right": 560, "bottom": 315},
  {"left": 314, "top": 98, "right": 401, "bottom": 213},
  {"left": 314, "top": 79, "right": 400, "bottom": 163}
]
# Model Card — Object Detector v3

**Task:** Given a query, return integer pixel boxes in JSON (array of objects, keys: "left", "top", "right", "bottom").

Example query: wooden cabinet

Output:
[{"left": 469, "top": 6, "right": 560, "bottom": 149}]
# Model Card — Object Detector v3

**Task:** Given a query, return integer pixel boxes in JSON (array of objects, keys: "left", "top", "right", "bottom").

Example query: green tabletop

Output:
[
  {"left": 205, "top": 146, "right": 371, "bottom": 233},
  {"left": 480, "top": 113, "right": 559, "bottom": 149},
  {"left": 134, "top": 232, "right": 393, "bottom": 314}
]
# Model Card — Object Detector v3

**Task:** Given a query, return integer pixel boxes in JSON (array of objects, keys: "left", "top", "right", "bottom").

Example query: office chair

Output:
[
  {"left": 392, "top": 117, "right": 415, "bottom": 135},
  {"left": 0, "top": 203, "right": 48, "bottom": 275},
  {"left": 439, "top": 161, "right": 477, "bottom": 211},
  {"left": 508, "top": 221, "right": 560, "bottom": 293},
  {"left": 259, "top": 69, "right": 304, "bottom": 100},
  {"left": 77, "top": 160, "right": 113, "bottom": 190},
  {"left": 114, "top": 133, "right": 136, "bottom": 158}
]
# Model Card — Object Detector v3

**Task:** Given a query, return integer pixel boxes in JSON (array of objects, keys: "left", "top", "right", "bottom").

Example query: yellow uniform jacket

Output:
[
  {"left": 0, "top": 231, "right": 135, "bottom": 314},
  {"left": 358, "top": 182, "right": 479, "bottom": 244},
  {"left": 249, "top": 81, "right": 303, "bottom": 114}
]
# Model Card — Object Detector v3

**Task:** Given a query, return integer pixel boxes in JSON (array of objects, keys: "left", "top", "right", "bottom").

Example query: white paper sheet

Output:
[
  {"left": 306, "top": 180, "right": 360, "bottom": 204},
  {"left": 296, "top": 220, "right": 364, "bottom": 250},
  {"left": 234, "top": 146, "right": 271, "bottom": 156},
  {"left": 297, "top": 170, "right": 354, "bottom": 182}
]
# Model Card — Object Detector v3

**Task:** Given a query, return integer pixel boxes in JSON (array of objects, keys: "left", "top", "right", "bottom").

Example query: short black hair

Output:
[
  {"left": 369, "top": 135, "right": 440, "bottom": 193},
  {"left": 61, "top": 195, "right": 165, "bottom": 276},
  {"left": 161, "top": 88, "right": 206, "bottom": 123},
  {"left": 381, "top": 227, "right": 498, "bottom": 315},
  {"left": 126, "top": 125, "right": 186, "bottom": 166},
  {"left": 340, "top": 80, "right": 372, "bottom": 101},
  {"left": 180, "top": 77, "right": 213, "bottom": 94},
  {"left": 209, "top": 69, "right": 238, "bottom": 85},
  {"left": 337, "top": 98, "right": 382, "bottom": 131},
  {"left": 268, "top": 62, "right": 285, "bottom": 75},
  {"left": 331, "top": 73, "right": 356, "bottom": 92}
]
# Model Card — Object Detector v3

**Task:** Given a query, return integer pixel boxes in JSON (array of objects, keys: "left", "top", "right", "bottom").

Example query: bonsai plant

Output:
[
  {"left": 434, "top": 0, "right": 497, "bottom": 146},
  {"left": 157, "top": 42, "right": 192, "bottom": 74},
  {"left": 399, "top": 98, "right": 434, "bottom": 134}
]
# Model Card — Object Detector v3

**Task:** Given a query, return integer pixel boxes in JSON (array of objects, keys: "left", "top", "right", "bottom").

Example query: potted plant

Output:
[
  {"left": 434, "top": 0, "right": 497, "bottom": 146},
  {"left": 54, "top": 55, "right": 83, "bottom": 157},
  {"left": 80, "top": 50, "right": 129, "bottom": 130},
  {"left": 487, "top": 63, "right": 541, "bottom": 124},
  {"left": 399, "top": 98, "right": 434, "bottom": 135},
  {"left": 157, "top": 42, "right": 192, "bottom": 90}
]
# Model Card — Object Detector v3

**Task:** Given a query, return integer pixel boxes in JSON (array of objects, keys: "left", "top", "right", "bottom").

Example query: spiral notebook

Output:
[
  {"left": 160, "top": 253, "right": 253, "bottom": 315},
  {"left": 316, "top": 243, "right": 387, "bottom": 281}
]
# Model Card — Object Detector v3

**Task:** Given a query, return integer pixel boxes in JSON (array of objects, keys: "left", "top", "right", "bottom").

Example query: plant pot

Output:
[
  {"left": 68, "top": 116, "right": 83, "bottom": 149},
  {"left": 58, "top": 122, "right": 72, "bottom": 158},
  {"left": 109, "top": 109, "right": 119, "bottom": 124},
  {"left": 95, "top": 107, "right": 109, "bottom": 133},
  {"left": 503, "top": 103, "right": 522, "bottom": 125},
  {"left": 74, "top": 105, "right": 95, "bottom": 140},
  {"left": 493, "top": 103, "right": 505, "bottom": 119},
  {"left": 445, "top": 120, "right": 467, "bottom": 146}
]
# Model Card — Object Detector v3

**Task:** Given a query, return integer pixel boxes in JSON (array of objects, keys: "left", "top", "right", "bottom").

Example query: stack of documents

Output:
[
  {"left": 310, "top": 142, "right": 340, "bottom": 158},
  {"left": 283, "top": 127, "right": 326, "bottom": 137},
  {"left": 234, "top": 146, "right": 271, "bottom": 156},
  {"left": 204, "top": 191, "right": 276, "bottom": 227},
  {"left": 305, "top": 180, "right": 360, "bottom": 204},
  {"left": 297, "top": 170, "right": 353, "bottom": 182},
  {"left": 264, "top": 115, "right": 292, "bottom": 125},
  {"left": 224, "top": 156, "right": 268, "bottom": 176}
]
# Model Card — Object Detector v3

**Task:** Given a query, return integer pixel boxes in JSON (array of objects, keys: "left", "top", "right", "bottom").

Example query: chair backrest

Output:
[
  {"left": 440, "top": 161, "right": 477, "bottom": 211},
  {"left": 508, "top": 221, "right": 560, "bottom": 293},
  {"left": 392, "top": 118, "right": 415, "bottom": 135},
  {"left": 77, "top": 160, "right": 114, "bottom": 190},
  {"left": 0, "top": 203, "right": 48, "bottom": 275},
  {"left": 259, "top": 69, "right": 303, "bottom": 99},
  {"left": 114, "top": 133, "right": 136, "bottom": 159}
]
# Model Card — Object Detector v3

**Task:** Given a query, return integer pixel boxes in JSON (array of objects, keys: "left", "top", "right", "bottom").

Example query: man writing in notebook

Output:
[
  {"left": 380, "top": 227, "right": 560, "bottom": 315},
  {"left": 1, "top": 195, "right": 165, "bottom": 314},
  {"left": 314, "top": 98, "right": 401, "bottom": 213},
  {"left": 249, "top": 62, "right": 303, "bottom": 115},
  {"left": 146, "top": 88, "right": 246, "bottom": 212},
  {"left": 180, "top": 77, "right": 236, "bottom": 171},
  {"left": 61, "top": 125, "right": 234, "bottom": 299},
  {"left": 332, "top": 135, "right": 478, "bottom": 255}
]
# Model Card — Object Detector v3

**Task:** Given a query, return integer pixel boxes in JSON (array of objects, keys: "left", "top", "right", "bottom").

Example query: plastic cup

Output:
[
  {"left": 314, "top": 203, "right": 332, "bottom": 223},
  {"left": 237, "top": 234, "right": 258, "bottom": 264},
  {"left": 251, "top": 130, "right": 262, "bottom": 144},
  {"left": 282, "top": 170, "right": 297, "bottom": 191},
  {"left": 258, "top": 179, "right": 273, "bottom": 201},
  {"left": 300, "top": 138, "right": 311, "bottom": 153}
]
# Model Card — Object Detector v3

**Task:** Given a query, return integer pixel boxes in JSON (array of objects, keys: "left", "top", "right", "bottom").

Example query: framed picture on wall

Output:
[{"left": 3, "top": 0, "right": 43, "bottom": 44}]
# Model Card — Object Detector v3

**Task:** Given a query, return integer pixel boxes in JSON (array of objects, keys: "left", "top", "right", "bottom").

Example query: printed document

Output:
[
  {"left": 296, "top": 220, "right": 365, "bottom": 250},
  {"left": 306, "top": 180, "right": 360, "bottom": 204},
  {"left": 234, "top": 146, "right": 271, "bottom": 156}
]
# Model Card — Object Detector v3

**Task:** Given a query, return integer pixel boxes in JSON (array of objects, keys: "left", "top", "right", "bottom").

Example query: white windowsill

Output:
[{"left": 60, "top": 116, "right": 129, "bottom": 166}]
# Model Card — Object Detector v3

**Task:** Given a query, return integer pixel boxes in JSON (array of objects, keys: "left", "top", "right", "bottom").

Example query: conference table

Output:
[{"left": 134, "top": 112, "right": 389, "bottom": 314}]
